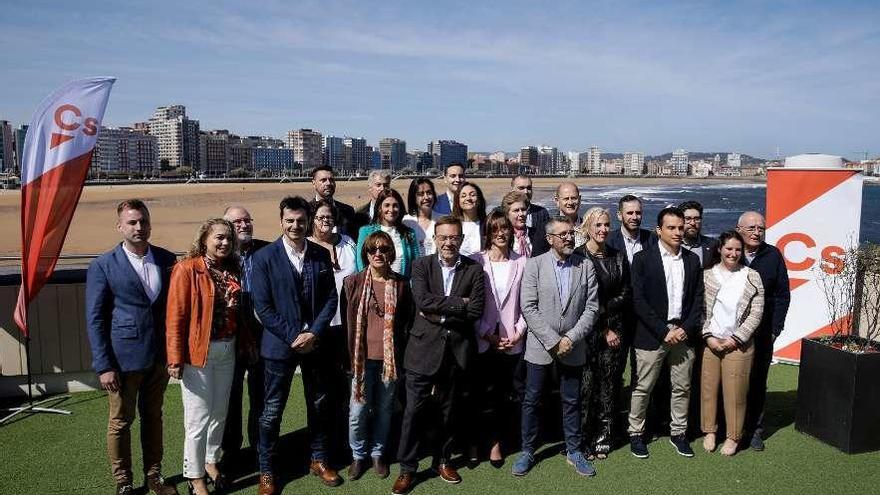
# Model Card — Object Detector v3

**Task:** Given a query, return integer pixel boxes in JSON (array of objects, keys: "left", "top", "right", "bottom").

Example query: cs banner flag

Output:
[{"left": 13, "top": 77, "right": 116, "bottom": 337}]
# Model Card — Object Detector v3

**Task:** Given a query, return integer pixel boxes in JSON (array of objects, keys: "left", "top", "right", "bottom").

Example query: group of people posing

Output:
[{"left": 86, "top": 163, "right": 790, "bottom": 495}]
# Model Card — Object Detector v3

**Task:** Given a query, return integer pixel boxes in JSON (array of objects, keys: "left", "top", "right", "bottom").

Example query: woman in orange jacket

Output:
[{"left": 166, "top": 218, "right": 253, "bottom": 495}]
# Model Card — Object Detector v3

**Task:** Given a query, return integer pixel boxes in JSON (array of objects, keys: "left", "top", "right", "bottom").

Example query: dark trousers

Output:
[
  {"left": 472, "top": 351, "right": 523, "bottom": 448},
  {"left": 221, "top": 357, "right": 265, "bottom": 459},
  {"left": 521, "top": 361, "right": 583, "bottom": 455},
  {"left": 397, "top": 351, "right": 465, "bottom": 473},
  {"left": 106, "top": 363, "right": 169, "bottom": 484},
  {"left": 744, "top": 332, "right": 774, "bottom": 438},
  {"left": 582, "top": 335, "right": 626, "bottom": 445},
  {"left": 258, "top": 355, "right": 331, "bottom": 474}
]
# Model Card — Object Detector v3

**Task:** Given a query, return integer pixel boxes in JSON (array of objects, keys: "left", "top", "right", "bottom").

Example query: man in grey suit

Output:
[{"left": 512, "top": 216, "right": 600, "bottom": 478}]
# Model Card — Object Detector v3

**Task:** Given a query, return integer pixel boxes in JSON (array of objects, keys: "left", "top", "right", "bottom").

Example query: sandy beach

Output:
[{"left": 0, "top": 176, "right": 762, "bottom": 260}]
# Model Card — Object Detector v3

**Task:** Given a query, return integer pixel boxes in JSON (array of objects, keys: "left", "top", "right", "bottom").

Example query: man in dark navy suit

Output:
[
  {"left": 310, "top": 165, "right": 357, "bottom": 238},
  {"left": 607, "top": 194, "right": 655, "bottom": 264},
  {"left": 679, "top": 200, "right": 718, "bottom": 269},
  {"left": 432, "top": 163, "right": 466, "bottom": 216},
  {"left": 250, "top": 196, "right": 340, "bottom": 495},
  {"left": 86, "top": 199, "right": 178, "bottom": 495}
]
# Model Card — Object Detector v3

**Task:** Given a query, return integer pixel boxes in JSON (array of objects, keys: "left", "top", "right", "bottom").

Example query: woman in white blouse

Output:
[
  {"left": 701, "top": 230, "right": 764, "bottom": 456},
  {"left": 402, "top": 178, "right": 437, "bottom": 256},
  {"left": 469, "top": 210, "right": 527, "bottom": 467},
  {"left": 452, "top": 181, "right": 487, "bottom": 256}
]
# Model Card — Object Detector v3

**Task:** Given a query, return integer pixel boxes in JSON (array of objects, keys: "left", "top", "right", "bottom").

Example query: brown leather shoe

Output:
[
  {"left": 372, "top": 455, "right": 389, "bottom": 479},
  {"left": 348, "top": 458, "right": 366, "bottom": 480},
  {"left": 391, "top": 472, "right": 415, "bottom": 495},
  {"left": 434, "top": 463, "right": 461, "bottom": 484},
  {"left": 257, "top": 473, "right": 276, "bottom": 495},
  {"left": 310, "top": 459, "right": 342, "bottom": 487},
  {"left": 145, "top": 474, "right": 179, "bottom": 495}
]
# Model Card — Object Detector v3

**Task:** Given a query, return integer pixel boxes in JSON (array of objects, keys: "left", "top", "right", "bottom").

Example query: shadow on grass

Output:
[{"left": 763, "top": 390, "right": 797, "bottom": 439}]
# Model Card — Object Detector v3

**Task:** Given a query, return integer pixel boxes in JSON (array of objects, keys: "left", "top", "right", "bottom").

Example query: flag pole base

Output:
[{"left": 0, "top": 394, "right": 72, "bottom": 425}]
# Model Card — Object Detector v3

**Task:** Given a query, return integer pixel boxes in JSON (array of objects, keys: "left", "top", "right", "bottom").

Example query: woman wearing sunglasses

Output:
[
  {"left": 341, "top": 231, "right": 414, "bottom": 480},
  {"left": 355, "top": 189, "right": 420, "bottom": 277}
]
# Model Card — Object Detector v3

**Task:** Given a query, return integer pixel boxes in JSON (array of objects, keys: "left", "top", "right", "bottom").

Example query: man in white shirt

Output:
[
  {"left": 85, "top": 199, "right": 179, "bottom": 495},
  {"left": 628, "top": 207, "right": 704, "bottom": 459},
  {"left": 553, "top": 182, "right": 585, "bottom": 247},
  {"left": 433, "top": 163, "right": 466, "bottom": 215},
  {"left": 607, "top": 194, "right": 655, "bottom": 264}
]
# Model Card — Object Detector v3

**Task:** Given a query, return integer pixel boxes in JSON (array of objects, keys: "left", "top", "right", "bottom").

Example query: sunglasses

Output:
[{"left": 367, "top": 245, "right": 394, "bottom": 255}]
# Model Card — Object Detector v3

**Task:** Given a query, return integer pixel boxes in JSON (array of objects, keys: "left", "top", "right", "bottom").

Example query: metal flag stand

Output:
[{"left": 0, "top": 335, "right": 71, "bottom": 425}]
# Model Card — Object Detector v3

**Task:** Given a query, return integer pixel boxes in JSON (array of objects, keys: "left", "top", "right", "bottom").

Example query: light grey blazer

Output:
[{"left": 520, "top": 250, "right": 599, "bottom": 367}]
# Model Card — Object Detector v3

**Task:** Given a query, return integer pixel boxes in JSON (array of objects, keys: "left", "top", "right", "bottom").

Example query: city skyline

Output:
[{"left": 1, "top": 1, "right": 878, "bottom": 160}]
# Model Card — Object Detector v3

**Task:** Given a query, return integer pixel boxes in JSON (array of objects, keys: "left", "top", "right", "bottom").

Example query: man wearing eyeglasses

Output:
[
  {"left": 679, "top": 201, "right": 718, "bottom": 269},
  {"left": 736, "top": 211, "right": 790, "bottom": 452},
  {"left": 221, "top": 206, "right": 270, "bottom": 469},
  {"left": 392, "top": 216, "right": 485, "bottom": 494},
  {"left": 513, "top": 216, "right": 599, "bottom": 478}
]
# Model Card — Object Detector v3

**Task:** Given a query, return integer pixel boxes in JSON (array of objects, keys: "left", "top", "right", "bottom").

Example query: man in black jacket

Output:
[
  {"left": 607, "top": 194, "right": 655, "bottom": 264},
  {"left": 392, "top": 215, "right": 485, "bottom": 495},
  {"left": 679, "top": 200, "right": 718, "bottom": 269},
  {"left": 627, "top": 207, "right": 704, "bottom": 459},
  {"left": 221, "top": 206, "right": 271, "bottom": 468},
  {"left": 737, "top": 211, "right": 790, "bottom": 451},
  {"left": 511, "top": 174, "right": 550, "bottom": 256},
  {"left": 310, "top": 165, "right": 357, "bottom": 238}
]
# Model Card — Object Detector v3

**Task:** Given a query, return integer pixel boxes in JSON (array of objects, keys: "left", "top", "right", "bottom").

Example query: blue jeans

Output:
[
  {"left": 258, "top": 355, "right": 330, "bottom": 474},
  {"left": 348, "top": 360, "right": 397, "bottom": 460},
  {"left": 521, "top": 361, "right": 583, "bottom": 455}
]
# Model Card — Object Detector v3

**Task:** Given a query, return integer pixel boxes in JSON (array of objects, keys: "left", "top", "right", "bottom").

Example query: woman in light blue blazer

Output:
[{"left": 355, "top": 188, "right": 420, "bottom": 277}]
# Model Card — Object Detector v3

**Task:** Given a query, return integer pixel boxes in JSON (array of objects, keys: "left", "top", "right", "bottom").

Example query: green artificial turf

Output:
[{"left": 1, "top": 364, "right": 877, "bottom": 494}]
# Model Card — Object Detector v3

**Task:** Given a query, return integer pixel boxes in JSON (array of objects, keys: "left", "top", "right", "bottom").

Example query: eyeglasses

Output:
[
  {"left": 684, "top": 216, "right": 702, "bottom": 223},
  {"left": 548, "top": 231, "right": 576, "bottom": 240},
  {"left": 315, "top": 215, "right": 335, "bottom": 224},
  {"left": 367, "top": 245, "right": 393, "bottom": 255},
  {"left": 739, "top": 225, "right": 766, "bottom": 233},
  {"left": 231, "top": 218, "right": 253, "bottom": 225},
  {"left": 435, "top": 234, "right": 464, "bottom": 243}
]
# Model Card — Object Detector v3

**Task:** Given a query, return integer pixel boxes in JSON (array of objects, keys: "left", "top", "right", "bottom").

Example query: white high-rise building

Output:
[
  {"left": 623, "top": 152, "right": 645, "bottom": 175},
  {"left": 538, "top": 146, "right": 559, "bottom": 173},
  {"left": 671, "top": 149, "right": 689, "bottom": 175},
  {"left": 287, "top": 128, "right": 323, "bottom": 172},
  {"left": 727, "top": 153, "right": 742, "bottom": 168},
  {"left": 587, "top": 146, "right": 601, "bottom": 174},
  {"left": 148, "top": 105, "right": 199, "bottom": 168}
]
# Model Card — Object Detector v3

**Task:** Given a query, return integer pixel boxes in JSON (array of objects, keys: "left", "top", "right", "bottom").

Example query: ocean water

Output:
[{"left": 524, "top": 182, "right": 880, "bottom": 243}]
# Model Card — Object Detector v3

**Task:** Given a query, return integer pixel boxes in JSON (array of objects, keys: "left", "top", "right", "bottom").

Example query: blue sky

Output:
[{"left": 1, "top": 0, "right": 878, "bottom": 158}]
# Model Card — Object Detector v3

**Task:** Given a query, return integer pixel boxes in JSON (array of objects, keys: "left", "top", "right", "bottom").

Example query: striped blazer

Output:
[{"left": 701, "top": 266, "right": 765, "bottom": 346}]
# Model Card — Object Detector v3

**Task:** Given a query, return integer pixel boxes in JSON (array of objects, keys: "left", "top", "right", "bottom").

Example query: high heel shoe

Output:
[{"left": 207, "top": 472, "right": 228, "bottom": 493}]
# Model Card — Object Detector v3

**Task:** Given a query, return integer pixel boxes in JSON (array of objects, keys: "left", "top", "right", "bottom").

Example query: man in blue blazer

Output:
[
  {"left": 85, "top": 199, "right": 178, "bottom": 495},
  {"left": 250, "top": 196, "right": 340, "bottom": 495},
  {"left": 627, "top": 207, "right": 704, "bottom": 459}
]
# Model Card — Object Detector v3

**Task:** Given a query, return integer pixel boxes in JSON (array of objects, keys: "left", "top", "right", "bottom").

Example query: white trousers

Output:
[{"left": 181, "top": 339, "right": 236, "bottom": 478}]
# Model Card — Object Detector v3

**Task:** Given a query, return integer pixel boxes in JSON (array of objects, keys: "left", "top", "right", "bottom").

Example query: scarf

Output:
[
  {"left": 514, "top": 227, "right": 531, "bottom": 258},
  {"left": 352, "top": 274, "right": 398, "bottom": 404}
]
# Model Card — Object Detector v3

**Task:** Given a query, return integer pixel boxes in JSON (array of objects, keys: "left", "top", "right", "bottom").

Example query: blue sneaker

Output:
[
  {"left": 511, "top": 452, "right": 535, "bottom": 476},
  {"left": 670, "top": 434, "right": 695, "bottom": 457},
  {"left": 566, "top": 451, "right": 596, "bottom": 477},
  {"left": 630, "top": 435, "right": 649, "bottom": 458}
]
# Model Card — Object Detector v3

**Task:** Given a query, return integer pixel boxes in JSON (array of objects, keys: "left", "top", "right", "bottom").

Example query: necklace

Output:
[{"left": 369, "top": 281, "right": 385, "bottom": 317}]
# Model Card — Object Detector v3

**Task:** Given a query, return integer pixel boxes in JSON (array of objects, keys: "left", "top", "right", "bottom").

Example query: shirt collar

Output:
[
  {"left": 283, "top": 238, "right": 308, "bottom": 258},
  {"left": 122, "top": 243, "right": 152, "bottom": 260},
  {"left": 659, "top": 240, "right": 682, "bottom": 260},
  {"left": 551, "top": 251, "right": 572, "bottom": 266},
  {"left": 621, "top": 228, "right": 640, "bottom": 242},
  {"left": 437, "top": 254, "right": 461, "bottom": 268}
]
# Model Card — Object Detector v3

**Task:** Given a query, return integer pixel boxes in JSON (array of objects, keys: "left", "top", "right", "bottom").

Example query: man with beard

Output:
[
  {"left": 678, "top": 200, "right": 717, "bottom": 269},
  {"left": 511, "top": 174, "right": 550, "bottom": 254},
  {"left": 310, "top": 165, "right": 357, "bottom": 238},
  {"left": 513, "top": 216, "right": 599, "bottom": 477},
  {"left": 628, "top": 207, "right": 704, "bottom": 459},
  {"left": 553, "top": 182, "right": 585, "bottom": 247},
  {"left": 221, "top": 206, "right": 270, "bottom": 468},
  {"left": 433, "top": 163, "right": 466, "bottom": 215},
  {"left": 737, "top": 211, "right": 790, "bottom": 452},
  {"left": 607, "top": 195, "right": 655, "bottom": 264}
]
